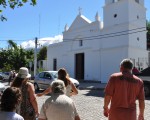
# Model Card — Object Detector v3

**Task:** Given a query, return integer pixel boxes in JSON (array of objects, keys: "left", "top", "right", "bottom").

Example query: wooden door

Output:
[{"left": 75, "top": 53, "right": 84, "bottom": 80}]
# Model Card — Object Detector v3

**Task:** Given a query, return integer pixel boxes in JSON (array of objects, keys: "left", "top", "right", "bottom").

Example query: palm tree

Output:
[{"left": 7, "top": 40, "right": 17, "bottom": 49}]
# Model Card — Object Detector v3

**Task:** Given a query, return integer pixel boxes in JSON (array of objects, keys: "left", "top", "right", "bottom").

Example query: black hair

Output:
[{"left": 120, "top": 59, "right": 133, "bottom": 70}]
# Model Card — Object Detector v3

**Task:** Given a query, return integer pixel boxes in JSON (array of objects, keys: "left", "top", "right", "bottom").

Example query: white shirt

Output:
[
  {"left": 39, "top": 93, "right": 78, "bottom": 120},
  {"left": 0, "top": 111, "right": 24, "bottom": 120}
]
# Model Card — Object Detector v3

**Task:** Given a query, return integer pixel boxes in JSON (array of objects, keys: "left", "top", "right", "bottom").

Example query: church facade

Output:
[{"left": 47, "top": 0, "right": 148, "bottom": 83}]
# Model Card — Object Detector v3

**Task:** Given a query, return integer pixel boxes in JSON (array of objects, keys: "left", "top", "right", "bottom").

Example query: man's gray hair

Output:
[
  {"left": 51, "top": 80, "right": 65, "bottom": 94},
  {"left": 120, "top": 59, "right": 133, "bottom": 70}
]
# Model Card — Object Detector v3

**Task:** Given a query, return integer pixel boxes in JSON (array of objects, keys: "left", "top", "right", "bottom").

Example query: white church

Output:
[{"left": 47, "top": 0, "right": 149, "bottom": 83}]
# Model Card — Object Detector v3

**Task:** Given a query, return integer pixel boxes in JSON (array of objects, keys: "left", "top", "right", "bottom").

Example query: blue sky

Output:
[{"left": 0, "top": 0, "right": 150, "bottom": 49}]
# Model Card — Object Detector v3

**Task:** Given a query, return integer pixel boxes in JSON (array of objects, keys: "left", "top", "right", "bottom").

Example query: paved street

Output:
[{"left": 37, "top": 89, "right": 150, "bottom": 120}]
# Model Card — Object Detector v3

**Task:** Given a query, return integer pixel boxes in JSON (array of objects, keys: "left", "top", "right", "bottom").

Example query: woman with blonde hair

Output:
[{"left": 11, "top": 67, "right": 39, "bottom": 120}]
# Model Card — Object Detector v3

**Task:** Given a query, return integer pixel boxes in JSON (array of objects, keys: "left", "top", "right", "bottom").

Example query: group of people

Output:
[
  {"left": 0, "top": 67, "right": 80, "bottom": 120},
  {"left": 0, "top": 58, "right": 146, "bottom": 120}
]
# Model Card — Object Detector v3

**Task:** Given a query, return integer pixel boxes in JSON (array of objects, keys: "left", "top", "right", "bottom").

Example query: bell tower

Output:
[
  {"left": 103, "top": 0, "right": 145, "bottom": 28},
  {"left": 103, "top": 0, "right": 148, "bottom": 69}
]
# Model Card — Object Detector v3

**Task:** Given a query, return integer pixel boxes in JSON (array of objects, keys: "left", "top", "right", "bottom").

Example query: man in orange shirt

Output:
[{"left": 103, "top": 59, "right": 145, "bottom": 120}]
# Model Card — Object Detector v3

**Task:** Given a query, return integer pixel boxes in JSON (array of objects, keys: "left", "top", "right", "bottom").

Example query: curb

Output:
[{"left": 79, "top": 87, "right": 105, "bottom": 90}]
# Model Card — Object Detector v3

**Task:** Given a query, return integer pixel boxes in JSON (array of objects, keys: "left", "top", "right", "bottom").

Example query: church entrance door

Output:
[{"left": 75, "top": 53, "right": 84, "bottom": 80}]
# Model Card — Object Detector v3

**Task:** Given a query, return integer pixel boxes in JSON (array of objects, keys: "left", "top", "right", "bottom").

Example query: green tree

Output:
[
  {"left": 0, "top": 0, "right": 36, "bottom": 21},
  {"left": 37, "top": 46, "right": 47, "bottom": 61},
  {"left": 146, "top": 20, "right": 150, "bottom": 50},
  {"left": 147, "top": 20, "right": 150, "bottom": 42},
  {"left": 8, "top": 40, "right": 17, "bottom": 49},
  {"left": 0, "top": 40, "right": 34, "bottom": 71}
]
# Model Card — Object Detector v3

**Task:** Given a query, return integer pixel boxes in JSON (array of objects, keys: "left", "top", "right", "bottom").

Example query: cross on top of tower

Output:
[{"left": 78, "top": 7, "right": 82, "bottom": 15}]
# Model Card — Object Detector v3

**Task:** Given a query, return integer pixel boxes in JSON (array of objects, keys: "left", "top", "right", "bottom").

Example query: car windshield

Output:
[{"left": 50, "top": 71, "right": 58, "bottom": 78}]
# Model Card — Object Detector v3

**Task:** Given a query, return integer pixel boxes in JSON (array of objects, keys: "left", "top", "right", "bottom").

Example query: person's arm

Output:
[
  {"left": 75, "top": 115, "right": 80, "bottom": 120},
  {"left": 66, "top": 74, "right": 78, "bottom": 96},
  {"left": 138, "top": 100, "right": 145, "bottom": 120},
  {"left": 103, "top": 95, "right": 111, "bottom": 117},
  {"left": 70, "top": 81, "right": 78, "bottom": 95},
  {"left": 28, "top": 82, "right": 39, "bottom": 116},
  {"left": 36, "top": 86, "right": 51, "bottom": 97},
  {"left": 38, "top": 118, "right": 46, "bottom": 120}
]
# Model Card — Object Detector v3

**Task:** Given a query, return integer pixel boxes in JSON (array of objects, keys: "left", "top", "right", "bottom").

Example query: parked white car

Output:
[
  {"left": 0, "top": 82, "right": 5, "bottom": 99},
  {"left": 0, "top": 72, "right": 9, "bottom": 81},
  {"left": 135, "top": 67, "right": 150, "bottom": 97},
  {"left": 34, "top": 71, "right": 80, "bottom": 91}
]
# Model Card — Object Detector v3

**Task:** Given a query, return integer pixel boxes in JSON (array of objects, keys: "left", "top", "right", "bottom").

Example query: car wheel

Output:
[
  {"left": 34, "top": 83, "right": 39, "bottom": 91},
  {"left": 144, "top": 84, "right": 150, "bottom": 97}
]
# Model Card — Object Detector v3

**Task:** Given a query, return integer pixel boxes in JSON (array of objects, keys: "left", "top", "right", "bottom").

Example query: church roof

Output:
[{"left": 68, "top": 14, "right": 92, "bottom": 31}]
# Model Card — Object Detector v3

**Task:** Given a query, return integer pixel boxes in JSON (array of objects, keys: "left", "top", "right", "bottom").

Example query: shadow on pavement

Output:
[
  {"left": 82, "top": 89, "right": 105, "bottom": 98},
  {"left": 145, "top": 97, "right": 150, "bottom": 100}
]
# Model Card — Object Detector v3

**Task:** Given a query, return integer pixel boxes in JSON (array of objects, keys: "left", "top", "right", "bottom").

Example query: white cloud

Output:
[{"left": 20, "top": 35, "right": 63, "bottom": 49}]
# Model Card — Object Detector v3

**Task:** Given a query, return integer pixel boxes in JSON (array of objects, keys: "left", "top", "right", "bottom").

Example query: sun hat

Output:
[{"left": 17, "top": 67, "right": 31, "bottom": 79}]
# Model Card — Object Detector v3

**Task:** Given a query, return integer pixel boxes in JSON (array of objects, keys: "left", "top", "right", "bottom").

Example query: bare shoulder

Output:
[
  {"left": 27, "top": 82, "right": 34, "bottom": 86},
  {"left": 27, "top": 82, "right": 34, "bottom": 90},
  {"left": 133, "top": 75, "right": 143, "bottom": 83}
]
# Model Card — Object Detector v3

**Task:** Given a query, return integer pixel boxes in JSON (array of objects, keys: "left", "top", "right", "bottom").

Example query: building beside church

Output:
[{"left": 47, "top": 0, "right": 148, "bottom": 83}]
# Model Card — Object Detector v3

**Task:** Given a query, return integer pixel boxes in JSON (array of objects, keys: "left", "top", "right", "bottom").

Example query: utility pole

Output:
[{"left": 34, "top": 37, "right": 38, "bottom": 76}]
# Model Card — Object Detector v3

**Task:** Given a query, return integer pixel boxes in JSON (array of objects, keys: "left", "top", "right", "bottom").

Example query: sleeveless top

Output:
[{"left": 20, "top": 83, "right": 35, "bottom": 120}]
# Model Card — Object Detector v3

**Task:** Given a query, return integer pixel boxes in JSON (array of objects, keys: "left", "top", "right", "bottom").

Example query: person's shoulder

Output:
[
  {"left": 59, "top": 94, "right": 73, "bottom": 102},
  {"left": 110, "top": 72, "right": 122, "bottom": 78},
  {"left": 133, "top": 75, "right": 143, "bottom": 83},
  {"left": 27, "top": 82, "right": 34, "bottom": 86},
  {"left": 26, "top": 82, "right": 34, "bottom": 90},
  {"left": 13, "top": 113, "right": 24, "bottom": 120},
  {"left": 45, "top": 94, "right": 73, "bottom": 104}
]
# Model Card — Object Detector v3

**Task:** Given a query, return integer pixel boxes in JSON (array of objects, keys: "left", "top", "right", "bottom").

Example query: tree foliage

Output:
[
  {"left": 0, "top": 0, "right": 36, "bottom": 21},
  {"left": 0, "top": 40, "right": 34, "bottom": 71},
  {"left": 147, "top": 20, "right": 150, "bottom": 42},
  {"left": 37, "top": 46, "right": 47, "bottom": 61}
]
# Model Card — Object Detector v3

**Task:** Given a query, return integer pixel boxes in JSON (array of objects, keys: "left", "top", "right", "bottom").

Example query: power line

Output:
[
  {"left": 64, "top": 27, "right": 146, "bottom": 41},
  {"left": 0, "top": 26, "right": 147, "bottom": 42},
  {"left": 26, "top": 29, "right": 147, "bottom": 44},
  {"left": 36, "top": 27, "right": 147, "bottom": 42},
  {"left": 62, "top": 29, "right": 147, "bottom": 42}
]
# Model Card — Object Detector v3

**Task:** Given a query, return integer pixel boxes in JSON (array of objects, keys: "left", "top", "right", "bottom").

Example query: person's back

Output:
[
  {"left": 41, "top": 94, "right": 77, "bottom": 120},
  {"left": 39, "top": 80, "right": 80, "bottom": 120},
  {"left": 107, "top": 71, "right": 144, "bottom": 109},
  {"left": 11, "top": 67, "right": 39, "bottom": 120},
  {"left": 103, "top": 59, "right": 145, "bottom": 120}
]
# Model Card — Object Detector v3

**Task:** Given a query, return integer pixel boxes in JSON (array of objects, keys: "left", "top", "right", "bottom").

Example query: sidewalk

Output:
[{"left": 79, "top": 81, "right": 106, "bottom": 90}]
